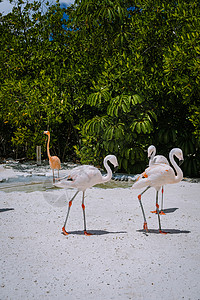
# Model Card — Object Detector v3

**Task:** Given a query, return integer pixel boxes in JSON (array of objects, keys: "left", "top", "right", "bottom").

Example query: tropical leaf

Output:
[
  {"left": 87, "top": 87, "right": 110, "bottom": 106},
  {"left": 107, "top": 94, "right": 142, "bottom": 117}
]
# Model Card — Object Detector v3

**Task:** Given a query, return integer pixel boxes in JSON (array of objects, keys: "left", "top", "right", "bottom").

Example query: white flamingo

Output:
[
  {"left": 132, "top": 148, "right": 184, "bottom": 234},
  {"left": 55, "top": 155, "right": 118, "bottom": 236},
  {"left": 147, "top": 145, "right": 169, "bottom": 214}
]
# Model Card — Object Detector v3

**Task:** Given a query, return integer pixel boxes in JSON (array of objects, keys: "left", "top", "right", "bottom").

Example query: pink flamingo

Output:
[
  {"left": 132, "top": 148, "right": 184, "bottom": 234},
  {"left": 55, "top": 155, "right": 118, "bottom": 236},
  {"left": 44, "top": 131, "right": 61, "bottom": 183},
  {"left": 148, "top": 145, "right": 169, "bottom": 214}
]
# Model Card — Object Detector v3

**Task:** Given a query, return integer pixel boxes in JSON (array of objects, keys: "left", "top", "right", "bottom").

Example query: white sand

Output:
[{"left": 1, "top": 176, "right": 200, "bottom": 300}]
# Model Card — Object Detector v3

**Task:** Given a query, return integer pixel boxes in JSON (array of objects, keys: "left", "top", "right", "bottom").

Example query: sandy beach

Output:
[{"left": 0, "top": 164, "right": 200, "bottom": 300}]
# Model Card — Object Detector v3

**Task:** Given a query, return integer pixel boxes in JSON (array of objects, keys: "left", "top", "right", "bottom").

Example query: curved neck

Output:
[
  {"left": 149, "top": 147, "right": 156, "bottom": 165},
  {"left": 102, "top": 157, "right": 113, "bottom": 183},
  {"left": 169, "top": 151, "right": 183, "bottom": 183},
  {"left": 47, "top": 134, "right": 51, "bottom": 159},
  {"left": 151, "top": 147, "right": 156, "bottom": 159}
]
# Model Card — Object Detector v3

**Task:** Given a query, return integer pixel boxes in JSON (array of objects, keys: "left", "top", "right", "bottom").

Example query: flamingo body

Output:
[
  {"left": 56, "top": 165, "right": 105, "bottom": 191},
  {"left": 132, "top": 148, "right": 184, "bottom": 233},
  {"left": 148, "top": 145, "right": 169, "bottom": 166},
  {"left": 147, "top": 145, "right": 169, "bottom": 213},
  {"left": 134, "top": 163, "right": 177, "bottom": 191},
  {"left": 57, "top": 155, "right": 118, "bottom": 191},
  {"left": 56, "top": 155, "right": 118, "bottom": 235},
  {"left": 49, "top": 156, "right": 61, "bottom": 171}
]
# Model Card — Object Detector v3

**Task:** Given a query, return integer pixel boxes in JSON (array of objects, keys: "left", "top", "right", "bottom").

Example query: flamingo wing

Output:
[
  {"left": 66, "top": 165, "right": 103, "bottom": 190},
  {"left": 133, "top": 164, "right": 174, "bottom": 190}
]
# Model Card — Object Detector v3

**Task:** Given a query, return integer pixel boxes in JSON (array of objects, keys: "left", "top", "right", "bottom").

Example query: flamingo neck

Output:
[
  {"left": 169, "top": 150, "right": 183, "bottom": 183},
  {"left": 102, "top": 157, "right": 113, "bottom": 183},
  {"left": 47, "top": 134, "right": 51, "bottom": 159},
  {"left": 149, "top": 147, "right": 156, "bottom": 165}
]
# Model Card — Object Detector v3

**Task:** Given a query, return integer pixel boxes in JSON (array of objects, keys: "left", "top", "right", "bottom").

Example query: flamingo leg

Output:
[
  {"left": 62, "top": 191, "right": 79, "bottom": 235},
  {"left": 161, "top": 186, "right": 164, "bottom": 210},
  {"left": 159, "top": 186, "right": 166, "bottom": 215},
  {"left": 156, "top": 191, "right": 167, "bottom": 234},
  {"left": 81, "top": 191, "right": 92, "bottom": 236},
  {"left": 138, "top": 186, "right": 150, "bottom": 232},
  {"left": 52, "top": 169, "right": 55, "bottom": 183},
  {"left": 151, "top": 187, "right": 166, "bottom": 215}
]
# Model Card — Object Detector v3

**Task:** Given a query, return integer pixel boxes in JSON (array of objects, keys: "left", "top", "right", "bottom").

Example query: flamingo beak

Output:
[
  {"left": 114, "top": 166, "right": 118, "bottom": 173},
  {"left": 179, "top": 159, "right": 184, "bottom": 166}
]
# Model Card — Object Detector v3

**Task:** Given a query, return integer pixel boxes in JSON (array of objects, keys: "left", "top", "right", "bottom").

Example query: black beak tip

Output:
[
  {"left": 114, "top": 166, "right": 118, "bottom": 173},
  {"left": 179, "top": 159, "right": 184, "bottom": 166}
]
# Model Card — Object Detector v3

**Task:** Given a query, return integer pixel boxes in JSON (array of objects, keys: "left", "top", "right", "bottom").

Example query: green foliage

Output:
[
  {"left": 0, "top": 0, "right": 199, "bottom": 177},
  {"left": 87, "top": 87, "right": 111, "bottom": 107},
  {"left": 0, "top": 0, "right": 78, "bottom": 160}
]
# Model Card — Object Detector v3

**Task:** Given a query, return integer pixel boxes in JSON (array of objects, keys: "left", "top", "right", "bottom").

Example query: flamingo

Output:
[
  {"left": 55, "top": 154, "right": 118, "bottom": 236},
  {"left": 43, "top": 131, "right": 61, "bottom": 183},
  {"left": 148, "top": 145, "right": 169, "bottom": 214},
  {"left": 132, "top": 148, "right": 184, "bottom": 234}
]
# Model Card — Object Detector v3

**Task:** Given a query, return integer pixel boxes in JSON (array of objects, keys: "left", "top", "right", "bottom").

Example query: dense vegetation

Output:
[{"left": 0, "top": 0, "right": 199, "bottom": 176}]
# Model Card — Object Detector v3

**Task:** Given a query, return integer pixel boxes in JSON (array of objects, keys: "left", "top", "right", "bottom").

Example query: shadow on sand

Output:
[
  {"left": 151, "top": 208, "right": 179, "bottom": 214},
  {"left": 137, "top": 228, "right": 190, "bottom": 235},
  {"left": 62, "top": 230, "right": 127, "bottom": 236},
  {"left": 162, "top": 207, "right": 179, "bottom": 214},
  {"left": 0, "top": 208, "right": 14, "bottom": 213}
]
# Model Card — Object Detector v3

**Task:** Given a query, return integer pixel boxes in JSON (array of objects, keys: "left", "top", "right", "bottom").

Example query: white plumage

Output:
[
  {"left": 55, "top": 155, "right": 118, "bottom": 236},
  {"left": 132, "top": 148, "right": 184, "bottom": 234},
  {"left": 57, "top": 165, "right": 108, "bottom": 191},
  {"left": 147, "top": 145, "right": 169, "bottom": 213},
  {"left": 148, "top": 145, "right": 169, "bottom": 166}
]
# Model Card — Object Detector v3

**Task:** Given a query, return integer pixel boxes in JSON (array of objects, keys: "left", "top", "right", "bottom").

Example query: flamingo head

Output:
[
  {"left": 171, "top": 148, "right": 184, "bottom": 165},
  {"left": 43, "top": 131, "right": 50, "bottom": 136},
  {"left": 147, "top": 145, "right": 156, "bottom": 159},
  {"left": 106, "top": 155, "right": 119, "bottom": 168}
]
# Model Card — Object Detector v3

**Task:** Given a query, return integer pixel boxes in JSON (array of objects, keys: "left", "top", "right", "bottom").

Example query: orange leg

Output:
[
  {"left": 151, "top": 187, "right": 166, "bottom": 215},
  {"left": 82, "top": 192, "right": 92, "bottom": 236},
  {"left": 143, "top": 222, "right": 148, "bottom": 232},
  {"left": 62, "top": 191, "right": 79, "bottom": 235},
  {"left": 151, "top": 210, "right": 166, "bottom": 215},
  {"left": 159, "top": 211, "right": 166, "bottom": 215},
  {"left": 160, "top": 186, "right": 166, "bottom": 214},
  {"left": 84, "top": 231, "right": 92, "bottom": 236},
  {"left": 62, "top": 226, "right": 69, "bottom": 235},
  {"left": 156, "top": 192, "right": 167, "bottom": 234},
  {"left": 159, "top": 230, "right": 168, "bottom": 234},
  {"left": 138, "top": 187, "right": 150, "bottom": 233}
]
